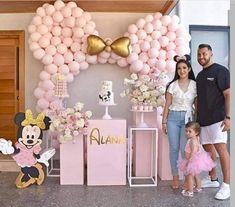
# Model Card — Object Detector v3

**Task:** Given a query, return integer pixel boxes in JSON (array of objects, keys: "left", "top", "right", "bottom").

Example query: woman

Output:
[{"left": 162, "top": 55, "right": 197, "bottom": 189}]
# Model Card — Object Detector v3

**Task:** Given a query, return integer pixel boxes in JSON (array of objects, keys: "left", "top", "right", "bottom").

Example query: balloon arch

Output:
[{"left": 28, "top": 0, "right": 190, "bottom": 113}]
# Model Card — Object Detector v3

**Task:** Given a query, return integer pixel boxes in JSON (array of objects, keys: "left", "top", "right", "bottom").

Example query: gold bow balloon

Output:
[
  {"left": 87, "top": 35, "right": 130, "bottom": 57},
  {"left": 21, "top": 109, "right": 46, "bottom": 129}
]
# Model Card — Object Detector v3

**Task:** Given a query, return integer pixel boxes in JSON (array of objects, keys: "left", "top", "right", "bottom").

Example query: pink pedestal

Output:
[
  {"left": 87, "top": 119, "right": 126, "bottom": 185},
  {"left": 133, "top": 110, "right": 173, "bottom": 180},
  {"left": 60, "top": 135, "right": 84, "bottom": 185}
]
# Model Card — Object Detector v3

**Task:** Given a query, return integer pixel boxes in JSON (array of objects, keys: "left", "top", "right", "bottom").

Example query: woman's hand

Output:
[{"left": 162, "top": 123, "right": 167, "bottom": 134}]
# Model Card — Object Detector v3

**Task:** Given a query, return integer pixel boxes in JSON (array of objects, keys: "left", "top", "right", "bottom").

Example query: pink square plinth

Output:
[
  {"left": 87, "top": 119, "right": 126, "bottom": 186},
  {"left": 60, "top": 135, "right": 84, "bottom": 185}
]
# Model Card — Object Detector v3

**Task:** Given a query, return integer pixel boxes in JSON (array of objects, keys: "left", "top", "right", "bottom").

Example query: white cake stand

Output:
[
  {"left": 99, "top": 103, "right": 117, "bottom": 119},
  {"left": 131, "top": 110, "right": 154, "bottom": 128}
]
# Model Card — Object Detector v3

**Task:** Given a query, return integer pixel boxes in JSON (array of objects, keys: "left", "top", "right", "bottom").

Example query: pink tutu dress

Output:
[{"left": 177, "top": 137, "right": 216, "bottom": 176}]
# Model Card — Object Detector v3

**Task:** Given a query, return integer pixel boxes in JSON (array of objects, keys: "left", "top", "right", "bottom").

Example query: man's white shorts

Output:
[{"left": 200, "top": 121, "right": 228, "bottom": 145}]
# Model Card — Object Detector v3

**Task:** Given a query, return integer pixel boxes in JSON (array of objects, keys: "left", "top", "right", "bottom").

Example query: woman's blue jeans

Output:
[{"left": 167, "top": 111, "right": 187, "bottom": 176}]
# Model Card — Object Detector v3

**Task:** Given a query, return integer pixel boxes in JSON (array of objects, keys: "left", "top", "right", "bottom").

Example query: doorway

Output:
[{"left": 0, "top": 31, "right": 25, "bottom": 143}]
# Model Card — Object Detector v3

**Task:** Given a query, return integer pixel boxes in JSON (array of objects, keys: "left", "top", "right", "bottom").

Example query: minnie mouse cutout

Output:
[{"left": 0, "top": 109, "right": 55, "bottom": 188}]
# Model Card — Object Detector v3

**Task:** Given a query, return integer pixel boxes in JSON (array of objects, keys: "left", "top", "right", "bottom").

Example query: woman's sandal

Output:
[
  {"left": 193, "top": 188, "right": 202, "bottom": 193},
  {"left": 171, "top": 179, "right": 179, "bottom": 189},
  {"left": 182, "top": 191, "right": 194, "bottom": 197}
]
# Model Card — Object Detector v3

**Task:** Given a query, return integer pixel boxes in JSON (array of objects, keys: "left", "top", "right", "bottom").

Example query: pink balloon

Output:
[
  {"left": 66, "top": 73, "right": 74, "bottom": 82},
  {"left": 42, "top": 54, "right": 53, "bottom": 65},
  {"left": 86, "top": 55, "right": 97, "bottom": 64},
  {"left": 36, "top": 7, "right": 46, "bottom": 17},
  {"left": 72, "top": 7, "right": 83, "bottom": 18},
  {"left": 51, "top": 36, "right": 61, "bottom": 46},
  {"left": 42, "top": 16, "right": 53, "bottom": 26},
  {"left": 153, "top": 12, "right": 162, "bottom": 20},
  {"left": 175, "top": 37, "right": 186, "bottom": 46},
  {"left": 166, "top": 50, "right": 177, "bottom": 60},
  {"left": 171, "top": 15, "right": 180, "bottom": 24},
  {"left": 159, "top": 36, "right": 169, "bottom": 47},
  {"left": 68, "top": 61, "right": 80, "bottom": 72},
  {"left": 129, "top": 34, "right": 138, "bottom": 44},
  {"left": 40, "top": 70, "right": 51, "bottom": 80},
  {"left": 46, "top": 64, "right": 58, "bottom": 74},
  {"left": 76, "top": 17, "right": 86, "bottom": 27},
  {"left": 151, "top": 30, "right": 161, "bottom": 40},
  {"left": 83, "top": 12, "right": 92, "bottom": 21},
  {"left": 128, "top": 24, "right": 138, "bottom": 34},
  {"left": 165, "top": 60, "right": 176, "bottom": 73},
  {"left": 45, "top": 45, "right": 57, "bottom": 55},
  {"left": 127, "top": 52, "right": 138, "bottom": 63},
  {"left": 64, "top": 16, "right": 75, "bottom": 28},
  {"left": 136, "top": 29, "right": 147, "bottom": 40},
  {"left": 98, "top": 57, "right": 108, "bottom": 64},
  {"left": 130, "top": 60, "right": 143, "bottom": 73},
  {"left": 37, "top": 24, "right": 48, "bottom": 35},
  {"left": 140, "top": 41, "right": 150, "bottom": 52},
  {"left": 156, "top": 59, "right": 166, "bottom": 71},
  {"left": 144, "top": 23, "right": 154, "bottom": 34},
  {"left": 132, "top": 44, "right": 141, "bottom": 54},
  {"left": 150, "top": 40, "right": 161, "bottom": 49},
  {"left": 62, "top": 37, "right": 73, "bottom": 47},
  {"left": 37, "top": 98, "right": 49, "bottom": 109},
  {"left": 158, "top": 50, "right": 167, "bottom": 60},
  {"left": 108, "top": 58, "right": 116, "bottom": 64},
  {"left": 166, "top": 42, "right": 176, "bottom": 51},
  {"left": 70, "top": 42, "right": 81, "bottom": 52},
  {"left": 117, "top": 58, "right": 128, "bottom": 67},
  {"left": 57, "top": 43, "right": 67, "bottom": 54},
  {"left": 145, "top": 14, "right": 154, "bottom": 22},
  {"left": 42, "top": 80, "right": 54, "bottom": 90},
  {"left": 166, "top": 32, "right": 176, "bottom": 41},
  {"left": 168, "top": 22, "right": 178, "bottom": 32},
  {"left": 52, "top": 26, "right": 61, "bottom": 36},
  {"left": 54, "top": 0, "right": 65, "bottom": 10},
  {"left": 38, "top": 36, "right": 50, "bottom": 48},
  {"left": 160, "top": 26, "right": 167, "bottom": 35},
  {"left": 33, "top": 48, "right": 45, "bottom": 60},
  {"left": 152, "top": 19, "right": 162, "bottom": 30},
  {"left": 161, "top": 15, "right": 172, "bottom": 26},
  {"left": 74, "top": 51, "right": 85, "bottom": 62},
  {"left": 139, "top": 52, "right": 148, "bottom": 63},
  {"left": 84, "top": 24, "right": 94, "bottom": 34},
  {"left": 176, "top": 26, "right": 186, "bottom": 37},
  {"left": 45, "top": 5, "right": 55, "bottom": 16},
  {"left": 59, "top": 64, "right": 70, "bottom": 74},
  {"left": 140, "top": 64, "right": 150, "bottom": 74},
  {"left": 62, "top": 27, "right": 72, "bottom": 37},
  {"left": 147, "top": 58, "right": 157, "bottom": 67},
  {"left": 32, "top": 16, "right": 42, "bottom": 26},
  {"left": 53, "top": 53, "right": 65, "bottom": 66},
  {"left": 148, "top": 48, "right": 159, "bottom": 58},
  {"left": 53, "top": 11, "right": 64, "bottom": 23},
  {"left": 73, "top": 27, "right": 84, "bottom": 38},
  {"left": 34, "top": 87, "right": 45, "bottom": 99},
  {"left": 61, "top": 6, "right": 72, "bottom": 18},
  {"left": 80, "top": 61, "right": 89, "bottom": 70},
  {"left": 29, "top": 42, "right": 40, "bottom": 51},
  {"left": 63, "top": 51, "right": 73, "bottom": 63},
  {"left": 136, "top": 18, "right": 146, "bottom": 29},
  {"left": 44, "top": 90, "right": 55, "bottom": 102},
  {"left": 30, "top": 32, "right": 41, "bottom": 42},
  {"left": 99, "top": 51, "right": 110, "bottom": 59},
  {"left": 145, "top": 35, "right": 152, "bottom": 42}
]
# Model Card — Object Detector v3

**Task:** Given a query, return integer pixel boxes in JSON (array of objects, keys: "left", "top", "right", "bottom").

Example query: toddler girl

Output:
[{"left": 178, "top": 121, "right": 216, "bottom": 197}]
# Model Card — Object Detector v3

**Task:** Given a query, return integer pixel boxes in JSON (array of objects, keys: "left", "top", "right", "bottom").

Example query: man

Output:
[{"left": 196, "top": 44, "right": 230, "bottom": 200}]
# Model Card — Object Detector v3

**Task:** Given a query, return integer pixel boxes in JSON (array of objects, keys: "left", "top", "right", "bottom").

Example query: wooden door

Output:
[{"left": 0, "top": 31, "right": 25, "bottom": 143}]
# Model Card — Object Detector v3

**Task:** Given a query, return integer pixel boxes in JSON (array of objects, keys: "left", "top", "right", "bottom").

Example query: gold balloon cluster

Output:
[{"left": 87, "top": 35, "right": 130, "bottom": 57}]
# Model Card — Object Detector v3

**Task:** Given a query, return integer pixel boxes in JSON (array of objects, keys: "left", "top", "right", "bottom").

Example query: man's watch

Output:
[{"left": 225, "top": 115, "right": 230, "bottom": 120}]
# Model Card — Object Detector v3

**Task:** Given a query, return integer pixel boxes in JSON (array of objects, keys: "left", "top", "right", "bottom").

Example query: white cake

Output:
[{"left": 99, "top": 81, "right": 115, "bottom": 105}]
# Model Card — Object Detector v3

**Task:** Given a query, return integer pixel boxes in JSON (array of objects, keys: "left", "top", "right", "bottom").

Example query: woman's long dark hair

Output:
[{"left": 165, "top": 55, "right": 196, "bottom": 93}]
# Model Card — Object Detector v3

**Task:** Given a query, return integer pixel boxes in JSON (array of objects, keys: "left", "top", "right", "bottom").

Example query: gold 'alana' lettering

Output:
[{"left": 89, "top": 128, "right": 125, "bottom": 145}]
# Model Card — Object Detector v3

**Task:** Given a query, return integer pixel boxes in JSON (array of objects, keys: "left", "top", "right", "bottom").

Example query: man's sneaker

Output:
[
  {"left": 215, "top": 182, "right": 230, "bottom": 200},
  {"left": 201, "top": 176, "right": 220, "bottom": 188}
]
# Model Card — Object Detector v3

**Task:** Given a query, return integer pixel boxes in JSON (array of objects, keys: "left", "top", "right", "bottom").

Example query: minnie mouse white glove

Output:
[
  {"left": 37, "top": 148, "right": 56, "bottom": 167},
  {"left": 0, "top": 138, "right": 14, "bottom": 155}
]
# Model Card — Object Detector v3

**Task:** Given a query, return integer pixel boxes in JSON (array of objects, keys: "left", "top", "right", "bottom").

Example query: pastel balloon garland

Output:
[{"left": 28, "top": 0, "right": 190, "bottom": 113}]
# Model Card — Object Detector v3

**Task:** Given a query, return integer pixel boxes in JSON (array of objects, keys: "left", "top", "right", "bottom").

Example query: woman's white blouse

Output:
[{"left": 167, "top": 80, "right": 197, "bottom": 112}]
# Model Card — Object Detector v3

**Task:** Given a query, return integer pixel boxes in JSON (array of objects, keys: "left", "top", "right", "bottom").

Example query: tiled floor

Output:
[{"left": 0, "top": 161, "right": 230, "bottom": 207}]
